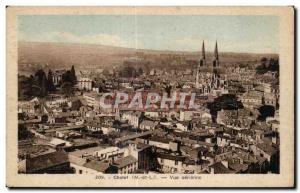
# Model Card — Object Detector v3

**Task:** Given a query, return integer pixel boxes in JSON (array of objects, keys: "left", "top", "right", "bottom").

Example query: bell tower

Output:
[
  {"left": 199, "top": 41, "right": 206, "bottom": 67},
  {"left": 212, "top": 41, "right": 220, "bottom": 68}
]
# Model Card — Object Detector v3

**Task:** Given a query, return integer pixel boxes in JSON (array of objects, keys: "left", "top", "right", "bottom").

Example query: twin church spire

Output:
[
  {"left": 199, "top": 40, "right": 220, "bottom": 68},
  {"left": 195, "top": 41, "right": 221, "bottom": 89}
]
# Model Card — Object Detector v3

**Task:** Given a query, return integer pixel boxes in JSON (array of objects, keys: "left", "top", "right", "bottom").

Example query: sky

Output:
[{"left": 18, "top": 15, "right": 279, "bottom": 53}]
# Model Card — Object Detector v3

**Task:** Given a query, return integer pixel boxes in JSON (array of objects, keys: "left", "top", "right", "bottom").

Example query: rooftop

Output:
[
  {"left": 22, "top": 151, "right": 69, "bottom": 173},
  {"left": 113, "top": 155, "right": 137, "bottom": 168},
  {"left": 83, "top": 160, "right": 110, "bottom": 172}
]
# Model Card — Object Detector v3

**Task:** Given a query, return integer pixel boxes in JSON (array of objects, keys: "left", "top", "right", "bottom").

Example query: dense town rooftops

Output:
[
  {"left": 17, "top": 57, "right": 281, "bottom": 175},
  {"left": 83, "top": 160, "right": 110, "bottom": 172},
  {"left": 113, "top": 155, "right": 137, "bottom": 168},
  {"left": 228, "top": 161, "right": 248, "bottom": 173},
  {"left": 149, "top": 136, "right": 172, "bottom": 143},
  {"left": 257, "top": 142, "right": 278, "bottom": 156},
  {"left": 44, "top": 124, "right": 85, "bottom": 133},
  {"left": 19, "top": 151, "right": 69, "bottom": 173},
  {"left": 69, "top": 146, "right": 105, "bottom": 158},
  {"left": 156, "top": 152, "right": 186, "bottom": 162},
  {"left": 115, "top": 131, "right": 153, "bottom": 143},
  {"left": 210, "top": 162, "right": 235, "bottom": 174}
]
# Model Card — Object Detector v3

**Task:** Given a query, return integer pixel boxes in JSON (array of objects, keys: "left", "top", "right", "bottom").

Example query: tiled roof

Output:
[
  {"left": 115, "top": 131, "right": 153, "bottom": 143},
  {"left": 24, "top": 151, "right": 69, "bottom": 173},
  {"left": 228, "top": 162, "right": 248, "bottom": 172},
  {"left": 113, "top": 155, "right": 137, "bottom": 168},
  {"left": 83, "top": 160, "right": 110, "bottom": 172},
  {"left": 257, "top": 143, "right": 278, "bottom": 156},
  {"left": 210, "top": 162, "right": 235, "bottom": 174},
  {"left": 156, "top": 152, "right": 186, "bottom": 161}
]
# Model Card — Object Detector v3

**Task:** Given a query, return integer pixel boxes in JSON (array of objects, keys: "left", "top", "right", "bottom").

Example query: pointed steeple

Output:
[
  {"left": 200, "top": 40, "right": 206, "bottom": 67},
  {"left": 212, "top": 40, "right": 220, "bottom": 69},
  {"left": 214, "top": 41, "right": 219, "bottom": 60},
  {"left": 202, "top": 41, "right": 206, "bottom": 60}
]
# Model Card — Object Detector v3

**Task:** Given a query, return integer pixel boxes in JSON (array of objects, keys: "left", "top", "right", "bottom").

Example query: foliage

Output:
[
  {"left": 70, "top": 65, "right": 77, "bottom": 85},
  {"left": 18, "top": 124, "right": 33, "bottom": 140},
  {"left": 60, "top": 81, "right": 75, "bottom": 97},
  {"left": 47, "top": 70, "right": 56, "bottom": 92},
  {"left": 256, "top": 57, "right": 279, "bottom": 74},
  {"left": 18, "top": 69, "right": 49, "bottom": 98},
  {"left": 18, "top": 66, "right": 78, "bottom": 99},
  {"left": 119, "top": 65, "right": 137, "bottom": 78}
]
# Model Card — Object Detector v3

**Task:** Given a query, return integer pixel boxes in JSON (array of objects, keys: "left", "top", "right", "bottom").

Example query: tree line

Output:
[
  {"left": 18, "top": 65, "right": 77, "bottom": 99},
  {"left": 256, "top": 57, "right": 279, "bottom": 75}
]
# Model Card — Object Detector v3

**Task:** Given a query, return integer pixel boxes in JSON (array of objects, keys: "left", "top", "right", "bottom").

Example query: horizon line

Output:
[{"left": 18, "top": 41, "right": 279, "bottom": 56}]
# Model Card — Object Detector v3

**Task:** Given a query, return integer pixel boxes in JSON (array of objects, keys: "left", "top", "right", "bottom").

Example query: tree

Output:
[
  {"left": 144, "top": 61, "right": 151, "bottom": 75},
  {"left": 60, "top": 66, "right": 78, "bottom": 96},
  {"left": 47, "top": 70, "right": 56, "bottom": 92},
  {"left": 61, "top": 81, "right": 74, "bottom": 97},
  {"left": 19, "top": 69, "right": 60, "bottom": 99},
  {"left": 138, "top": 67, "right": 143, "bottom": 76},
  {"left": 62, "top": 70, "right": 72, "bottom": 83},
  {"left": 18, "top": 75, "right": 36, "bottom": 99},
  {"left": 119, "top": 65, "right": 137, "bottom": 78},
  {"left": 34, "top": 69, "right": 48, "bottom": 97},
  {"left": 70, "top": 65, "right": 77, "bottom": 85},
  {"left": 269, "top": 58, "right": 279, "bottom": 72},
  {"left": 258, "top": 105, "right": 275, "bottom": 121},
  {"left": 62, "top": 67, "right": 77, "bottom": 87},
  {"left": 18, "top": 124, "right": 33, "bottom": 140},
  {"left": 260, "top": 57, "right": 268, "bottom": 68},
  {"left": 256, "top": 57, "right": 279, "bottom": 75}
]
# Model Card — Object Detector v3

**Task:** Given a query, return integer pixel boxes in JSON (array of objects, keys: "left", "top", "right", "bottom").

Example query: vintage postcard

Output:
[{"left": 6, "top": 6, "right": 294, "bottom": 188}]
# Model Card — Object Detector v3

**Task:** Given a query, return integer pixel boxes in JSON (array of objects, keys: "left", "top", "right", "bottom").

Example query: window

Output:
[
  {"left": 79, "top": 170, "right": 82, "bottom": 174},
  {"left": 260, "top": 153, "right": 264, "bottom": 157}
]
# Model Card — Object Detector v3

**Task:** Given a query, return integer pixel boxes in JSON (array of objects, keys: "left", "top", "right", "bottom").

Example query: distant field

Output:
[{"left": 18, "top": 41, "right": 279, "bottom": 75}]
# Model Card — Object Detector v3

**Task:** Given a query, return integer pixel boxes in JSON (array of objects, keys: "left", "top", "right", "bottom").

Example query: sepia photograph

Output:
[{"left": 6, "top": 6, "right": 294, "bottom": 188}]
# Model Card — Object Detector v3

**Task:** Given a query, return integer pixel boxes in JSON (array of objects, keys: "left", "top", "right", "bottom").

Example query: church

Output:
[
  {"left": 198, "top": 41, "right": 220, "bottom": 70},
  {"left": 195, "top": 41, "right": 228, "bottom": 95}
]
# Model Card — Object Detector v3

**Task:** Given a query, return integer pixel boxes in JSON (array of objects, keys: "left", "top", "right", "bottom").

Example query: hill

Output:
[{"left": 18, "top": 41, "right": 279, "bottom": 75}]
